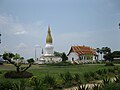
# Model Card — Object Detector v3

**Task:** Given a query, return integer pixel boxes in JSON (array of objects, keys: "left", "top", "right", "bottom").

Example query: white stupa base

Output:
[
  {"left": 36, "top": 55, "right": 62, "bottom": 64},
  {"left": 44, "top": 54, "right": 54, "bottom": 56}
]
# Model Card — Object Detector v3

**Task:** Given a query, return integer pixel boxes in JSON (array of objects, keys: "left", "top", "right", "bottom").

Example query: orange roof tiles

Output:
[{"left": 68, "top": 46, "right": 96, "bottom": 56}]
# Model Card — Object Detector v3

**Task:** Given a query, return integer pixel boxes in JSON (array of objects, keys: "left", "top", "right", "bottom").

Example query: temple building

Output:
[
  {"left": 67, "top": 45, "right": 97, "bottom": 63},
  {"left": 36, "top": 26, "right": 62, "bottom": 64}
]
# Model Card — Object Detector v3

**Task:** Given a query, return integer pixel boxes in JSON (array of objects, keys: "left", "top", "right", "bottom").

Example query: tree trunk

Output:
[
  {"left": 16, "top": 66, "right": 20, "bottom": 72},
  {"left": 22, "top": 64, "right": 31, "bottom": 72}
]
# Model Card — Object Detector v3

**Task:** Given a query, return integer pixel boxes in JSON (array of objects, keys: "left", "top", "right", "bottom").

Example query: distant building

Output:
[
  {"left": 67, "top": 46, "right": 97, "bottom": 63},
  {"left": 36, "top": 26, "right": 62, "bottom": 64}
]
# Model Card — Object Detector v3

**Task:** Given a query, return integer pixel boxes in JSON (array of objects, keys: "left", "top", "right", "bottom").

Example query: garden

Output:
[{"left": 0, "top": 63, "right": 120, "bottom": 90}]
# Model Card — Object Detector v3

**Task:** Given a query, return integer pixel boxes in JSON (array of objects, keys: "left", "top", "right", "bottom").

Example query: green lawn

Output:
[{"left": 0, "top": 64, "right": 120, "bottom": 83}]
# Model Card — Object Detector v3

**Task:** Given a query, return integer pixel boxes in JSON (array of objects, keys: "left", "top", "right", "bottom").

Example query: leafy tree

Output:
[
  {"left": 22, "top": 58, "right": 34, "bottom": 72},
  {"left": 102, "top": 47, "right": 111, "bottom": 54},
  {"left": 54, "top": 51, "right": 62, "bottom": 57},
  {"left": 2, "top": 52, "right": 34, "bottom": 73},
  {"left": 97, "top": 47, "right": 111, "bottom": 60},
  {"left": 103, "top": 52, "right": 114, "bottom": 62},
  {"left": 112, "top": 51, "right": 120, "bottom": 58},
  {"left": 61, "top": 52, "right": 68, "bottom": 62}
]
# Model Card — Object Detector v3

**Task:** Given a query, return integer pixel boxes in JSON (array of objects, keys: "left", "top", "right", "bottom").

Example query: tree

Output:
[
  {"left": 2, "top": 52, "right": 34, "bottom": 73},
  {"left": 101, "top": 47, "right": 111, "bottom": 55},
  {"left": 102, "top": 47, "right": 111, "bottom": 61},
  {"left": 103, "top": 52, "right": 114, "bottom": 62},
  {"left": 61, "top": 52, "right": 68, "bottom": 62},
  {"left": 54, "top": 51, "right": 62, "bottom": 57},
  {"left": 112, "top": 51, "right": 120, "bottom": 58},
  {"left": 22, "top": 58, "right": 34, "bottom": 72},
  {"left": 97, "top": 47, "right": 111, "bottom": 60}
]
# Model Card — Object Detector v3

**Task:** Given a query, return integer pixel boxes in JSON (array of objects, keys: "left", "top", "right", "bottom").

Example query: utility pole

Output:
[
  {"left": 35, "top": 45, "right": 41, "bottom": 61},
  {"left": 119, "top": 23, "right": 120, "bottom": 29},
  {"left": 0, "top": 33, "right": 1, "bottom": 44}
]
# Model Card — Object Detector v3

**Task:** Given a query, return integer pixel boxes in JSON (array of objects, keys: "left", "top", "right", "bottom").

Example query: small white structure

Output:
[
  {"left": 67, "top": 46, "right": 97, "bottom": 64},
  {"left": 36, "top": 26, "right": 62, "bottom": 64}
]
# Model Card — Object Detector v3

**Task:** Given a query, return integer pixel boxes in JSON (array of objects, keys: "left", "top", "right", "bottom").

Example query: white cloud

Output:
[
  {"left": 0, "top": 15, "right": 28, "bottom": 35},
  {"left": 0, "top": 15, "right": 8, "bottom": 24},
  {"left": 15, "top": 30, "right": 27, "bottom": 35},
  {"left": 0, "top": 14, "right": 46, "bottom": 58},
  {"left": 16, "top": 43, "right": 27, "bottom": 49}
]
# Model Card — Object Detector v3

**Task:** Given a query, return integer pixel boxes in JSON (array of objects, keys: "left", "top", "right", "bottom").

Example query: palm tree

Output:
[
  {"left": 102, "top": 47, "right": 111, "bottom": 60},
  {"left": 105, "top": 47, "right": 111, "bottom": 53}
]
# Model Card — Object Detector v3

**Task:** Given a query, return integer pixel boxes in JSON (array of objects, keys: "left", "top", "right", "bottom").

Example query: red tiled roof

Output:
[{"left": 68, "top": 46, "right": 96, "bottom": 56}]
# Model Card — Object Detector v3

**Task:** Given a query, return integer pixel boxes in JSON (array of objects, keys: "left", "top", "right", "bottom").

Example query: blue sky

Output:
[{"left": 0, "top": 0, "right": 120, "bottom": 59}]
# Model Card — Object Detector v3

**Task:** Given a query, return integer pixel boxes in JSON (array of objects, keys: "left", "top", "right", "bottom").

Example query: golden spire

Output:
[{"left": 46, "top": 26, "right": 52, "bottom": 43}]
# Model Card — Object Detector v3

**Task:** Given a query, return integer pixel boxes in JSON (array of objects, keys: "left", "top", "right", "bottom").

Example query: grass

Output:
[{"left": 0, "top": 64, "right": 120, "bottom": 83}]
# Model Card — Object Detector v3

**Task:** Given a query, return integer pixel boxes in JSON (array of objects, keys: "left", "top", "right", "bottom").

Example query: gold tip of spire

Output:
[{"left": 46, "top": 26, "right": 52, "bottom": 44}]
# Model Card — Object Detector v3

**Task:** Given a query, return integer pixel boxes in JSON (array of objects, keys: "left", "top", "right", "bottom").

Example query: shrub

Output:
[
  {"left": 60, "top": 71, "right": 73, "bottom": 87},
  {"left": 4, "top": 71, "right": 33, "bottom": 78},
  {"left": 102, "top": 69, "right": 107, "bottom": 74},
  {"left": 84, "top": 72, "right": 94, "bottom": 82},
  {"left": 48, "top": 62, "right": 73, "bottom": 66},
  {"left": 73, "top": 73, "right": 82, "bottom": 85},
  {"left": 96, "top": 70, "right": 102, "bottom": 75},
  {"left": 102, "top": 76, "right": 111, "bottom": 85},
  {"left": 102, "top": 83, "right": 120, "bottom": 90},
  {"left": 43, "top": 74, "right": 56, "bottom": 89},
  {"left": 114, "top": 75, "right": 120, "bottom": 83},
  {"left": 0, "top": 62, "right": 3, "bottom": 65},
  {"left": 114, "top": 66, "right": 119, "bottom": 70},
  {"left": 12, "top": 80, "right": 26, "bottom": 90},
  {"left": 77, "top": 84, "right": 89, "bottom": 90},
  {"left": 105, "top": 62, "right": 114, "bottom": 66},
  {"left": 0, "top": 80, "right": 13, "bottom": 90},
  {"left": 93, "top": 73, "right": 101, "bottom": 80},
  {"left": 29, "top": 76, "right": 45, "bottom": 90},
  {"left": 92, "top": 84, "right": 101, "bottom": 90}
]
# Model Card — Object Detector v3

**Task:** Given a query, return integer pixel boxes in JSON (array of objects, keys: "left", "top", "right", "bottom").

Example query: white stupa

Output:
[
  {"left": 44, "top": 26, "right": 54, "bottom": 56},
  {"left": 36, "top": 26, "right": 62, "bottom": 64}
]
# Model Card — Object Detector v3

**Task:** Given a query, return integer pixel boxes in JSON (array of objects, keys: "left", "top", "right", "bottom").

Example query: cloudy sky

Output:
[{"left": 0, "top": 0, "right": 120, "bottom": 59}]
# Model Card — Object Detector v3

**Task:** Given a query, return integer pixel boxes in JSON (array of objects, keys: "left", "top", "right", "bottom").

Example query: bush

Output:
[
  {"left": 43, "top": 74, "right": 56, "bottom": 89},
  {"left": 0, "top": 80, "right": 13, "bottom": 90},
  {"left": 48, "top": 62, "right": 73, "bottom": 66},
  {"left": 96, "top": 70, "right": 102, "bottom": 75},
  {"left": 102, "top": 76, "right": 111, "bottom": 85},
  {"left": 73, "top": 73, "right": 82, "bottom": 85},
  {"left": 13, "top": 80, "right": 26, "bottom": 90},
  {"left": 92, "top": 84, "right": 101, "bottom": 90},
  {"left": 29, "top": 76, "right": 45, "bottom": 90},
  {"left": 77, "top": 84, "right": 89, "bottom": 90},
  {"left": 4, "top": 71, "right": 33, "bottom": 78},
  {"left": 102, "top": 83, "right": 120, "bottom": 90},
  {"left": 84, "top": 72, "right": 95, "bottom": 82},
  {"left": 0, "top": 62, "right": 3, "bottom": 65},
  {"left": 105, "top": 62, "right": 114, "bottom": 66},
  {"left": 60, "top": 71, "right": 74, "bottom": 87}
]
